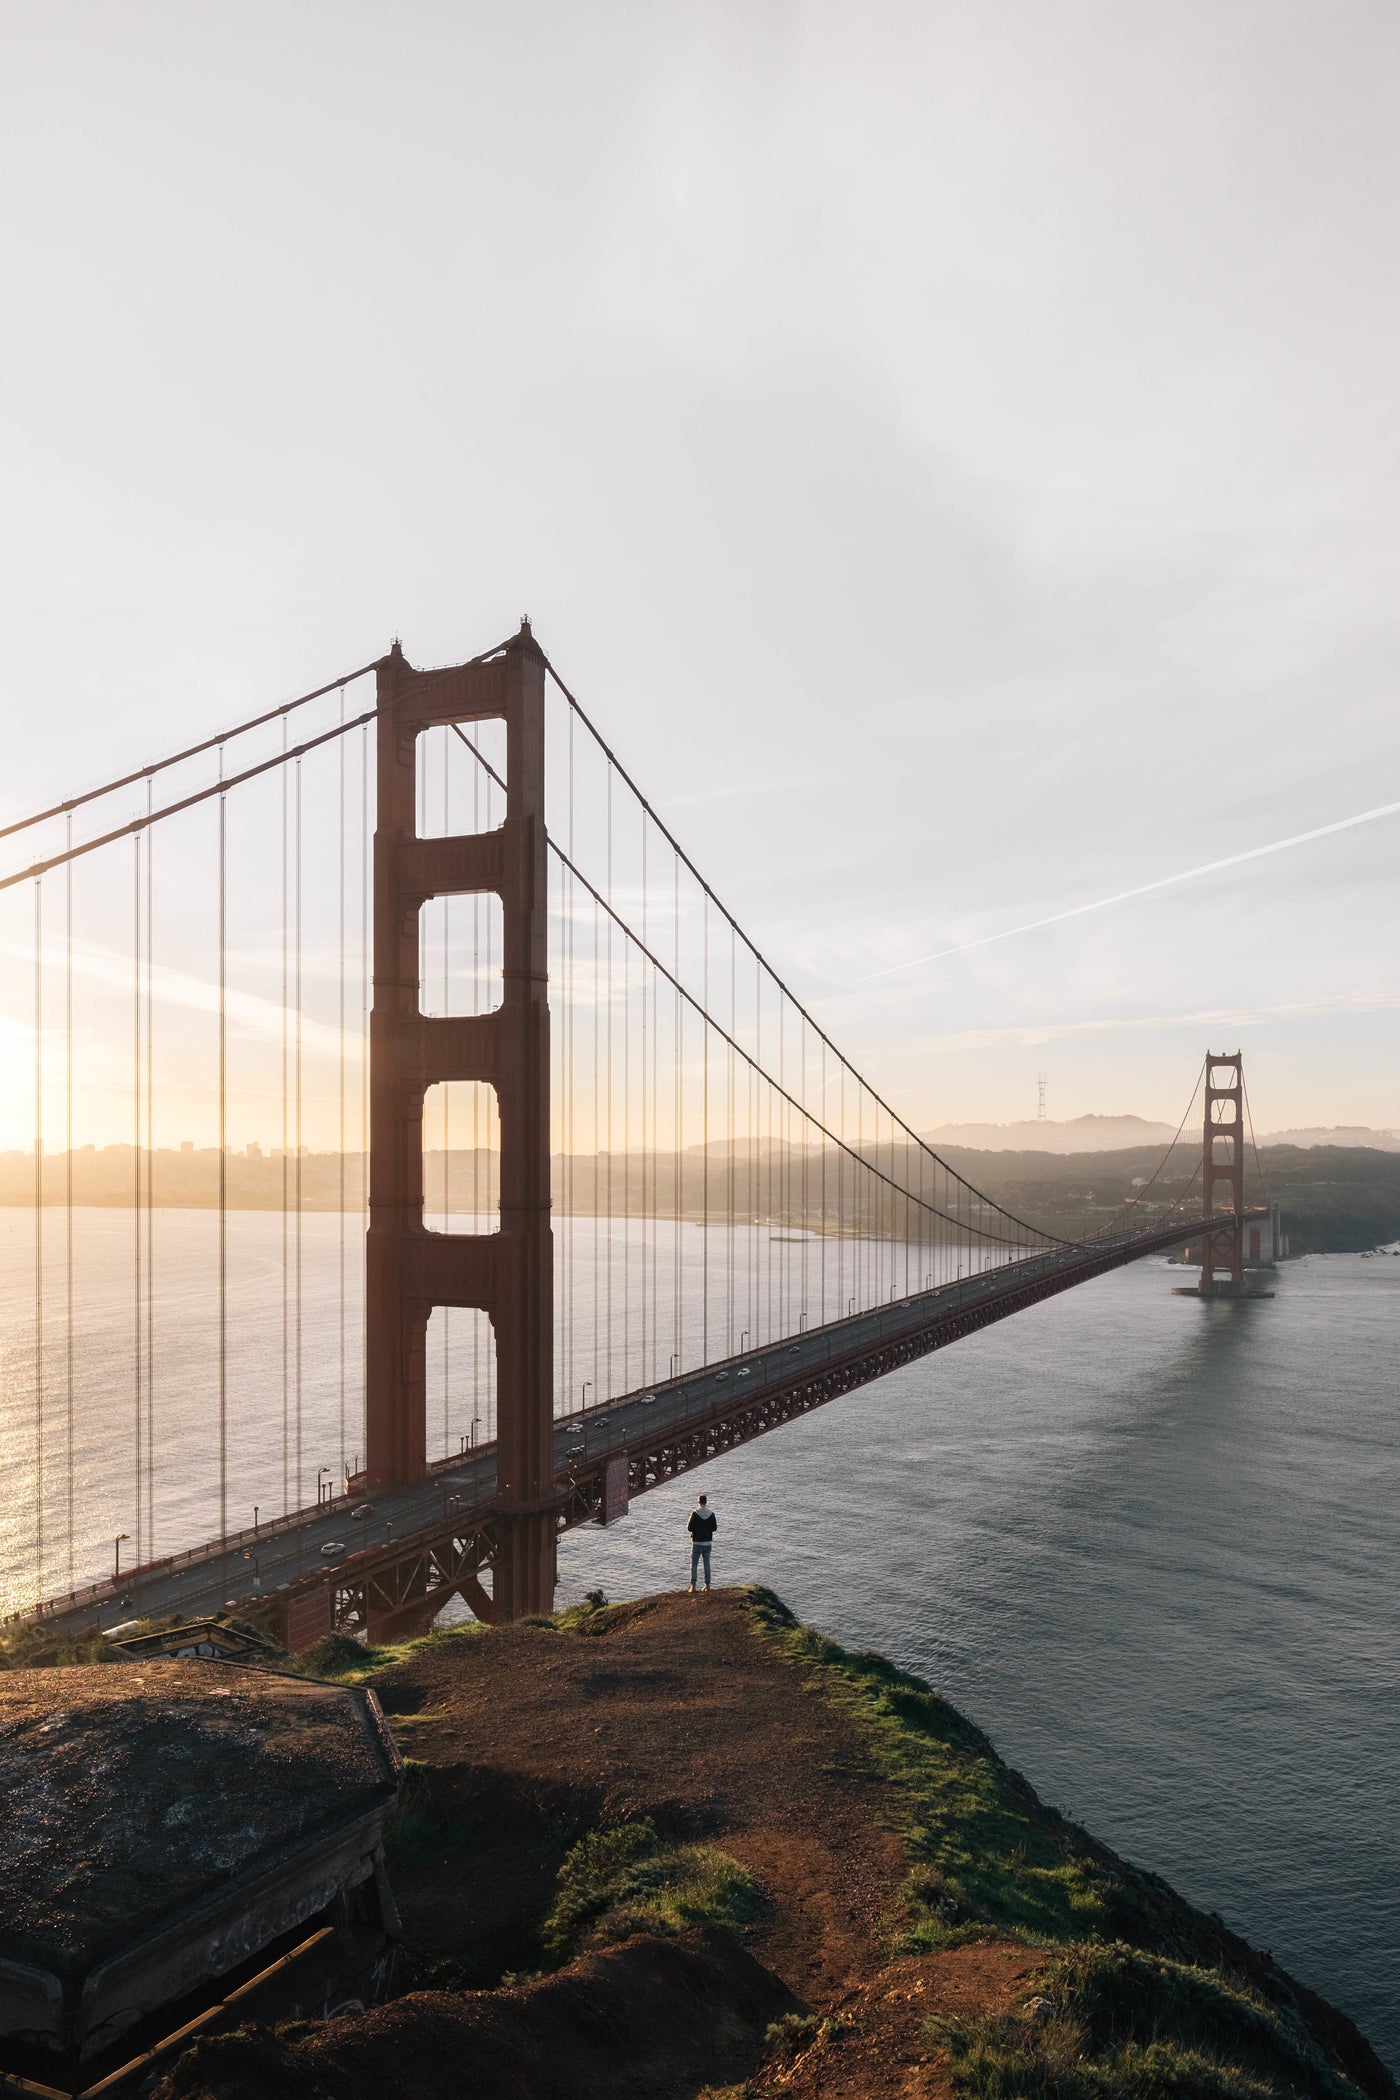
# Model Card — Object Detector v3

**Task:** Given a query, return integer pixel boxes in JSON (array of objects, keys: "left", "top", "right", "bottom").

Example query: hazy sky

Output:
[{"left": 3, "top": 1, "right": 1399, "bottom": 1137}]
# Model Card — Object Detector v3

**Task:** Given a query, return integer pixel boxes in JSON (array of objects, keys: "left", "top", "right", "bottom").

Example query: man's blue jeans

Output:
[{"left": 690, "top": 1541, "right": 712, "bottom": 1588}]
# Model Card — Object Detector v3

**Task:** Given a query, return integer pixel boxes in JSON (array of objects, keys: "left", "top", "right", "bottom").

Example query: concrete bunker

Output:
[{"left": 0, "top": 1660, "right": 401, "bottom": 2095}]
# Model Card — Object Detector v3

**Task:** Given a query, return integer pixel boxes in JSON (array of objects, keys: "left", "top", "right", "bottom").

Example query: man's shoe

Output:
[{"left": 687, "top": 1585, "right": 695, "bottom": 1594}]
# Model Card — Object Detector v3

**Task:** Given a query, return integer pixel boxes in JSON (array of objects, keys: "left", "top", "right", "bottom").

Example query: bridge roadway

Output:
[{"left": 26, "top": 1210, "right": 1257, "bottom": 1641}]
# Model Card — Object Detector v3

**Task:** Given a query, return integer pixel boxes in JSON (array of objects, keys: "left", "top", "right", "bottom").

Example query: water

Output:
[
  {"left": 560, "top": 1250, "right": 1400, "bottom": 2068},
  {"left": 1, "top": 1214, "right": 1396, "bottom": 2063}
]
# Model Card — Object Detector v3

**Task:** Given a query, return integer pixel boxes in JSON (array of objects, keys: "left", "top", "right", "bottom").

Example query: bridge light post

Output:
[
  {"left": 582, "top": 1379, "right": 592, "bottom": 1409},
  {"left": 113, "top": 1533, "right": 129, "bottom": 1584}
]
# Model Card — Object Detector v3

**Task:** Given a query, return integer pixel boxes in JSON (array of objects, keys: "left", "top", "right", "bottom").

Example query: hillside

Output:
[
  {"left": 921, "top": 1116, "right": 1180, "bottom": 1155},
  {"left": 151, "top": 1589, "right": 1393, "bottom": 2100},
  {"left": 937, "top": 1142, "right": 1400, "bottom": 1255}
]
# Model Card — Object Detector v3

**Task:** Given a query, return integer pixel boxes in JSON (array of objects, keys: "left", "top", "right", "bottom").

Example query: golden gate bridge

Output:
[{"left": 0, "top": 624, "right": 1269, "bottom": 1645}]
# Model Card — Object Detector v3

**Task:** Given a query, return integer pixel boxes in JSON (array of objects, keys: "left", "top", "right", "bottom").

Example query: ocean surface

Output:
[{"left": 1, "top": 1212, "right": 1396, "bottom": 2065}]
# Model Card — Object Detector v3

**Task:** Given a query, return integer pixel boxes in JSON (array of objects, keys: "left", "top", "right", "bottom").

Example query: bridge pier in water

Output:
[{"left": 365, "top": 623, "right": 555, "bottom": 1629}]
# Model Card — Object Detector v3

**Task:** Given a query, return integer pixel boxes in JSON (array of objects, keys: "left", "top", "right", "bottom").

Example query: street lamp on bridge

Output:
[{"left": 113, "top": 1533, "right": 129, "bottom": 1584}]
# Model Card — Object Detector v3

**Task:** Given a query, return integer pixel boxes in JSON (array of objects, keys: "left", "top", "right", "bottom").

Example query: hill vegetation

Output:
[{"left": 941, "top": 1142, "right": 1400, "bottom": 1254}]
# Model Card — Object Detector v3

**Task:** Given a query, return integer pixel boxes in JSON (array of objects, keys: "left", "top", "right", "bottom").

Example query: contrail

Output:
[{"left": 860, "top": 794, "right": 1400, "bottom": 982}]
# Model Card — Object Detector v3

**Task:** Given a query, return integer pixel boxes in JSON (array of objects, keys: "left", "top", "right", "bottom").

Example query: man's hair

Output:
[{"left": 698, "top": 1494, "right": 707, "bottom": 1504}]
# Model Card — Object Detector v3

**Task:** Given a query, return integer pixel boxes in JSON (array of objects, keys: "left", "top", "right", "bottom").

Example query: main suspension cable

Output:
[
  {"left": 0, "top": 662, "right": 380, "bottom": 846},
  {"left": 0, "top": 704, "right": 379, "bottom": 894}
]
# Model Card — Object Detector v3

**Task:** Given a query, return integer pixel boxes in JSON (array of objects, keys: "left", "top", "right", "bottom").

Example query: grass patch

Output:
[
  {"left": 739, "top": 1586, "right": 1114, "bottom": 1952},
  {"left": 942, "top": 1943, "right": 1367, "bottom": 2100},
  {"left": 540, "top": 1817, "right": 759, "bottom": 1963},
  {"left": 764, "top": 2012, "right": 821, "bottom": 2061}
]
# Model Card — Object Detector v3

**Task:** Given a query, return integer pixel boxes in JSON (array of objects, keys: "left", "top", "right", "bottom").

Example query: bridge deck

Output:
[{"left": 22, "top": 1211, "right": 1263, "bottom": 1641}]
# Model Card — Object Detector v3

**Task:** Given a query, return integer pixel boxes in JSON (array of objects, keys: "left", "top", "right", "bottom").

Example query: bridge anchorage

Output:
[{"left": 1, "top": 623, "right": 1275, "bottom": 1650}]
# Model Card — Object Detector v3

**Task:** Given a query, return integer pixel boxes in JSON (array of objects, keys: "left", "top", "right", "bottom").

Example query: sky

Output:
[{"left": 2, "top": 0, "right": 1399, "bottom": 1143}]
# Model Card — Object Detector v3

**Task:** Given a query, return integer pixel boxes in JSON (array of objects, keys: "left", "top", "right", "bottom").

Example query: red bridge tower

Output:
[
  {"left": 1200, "top": 1050, "right": 1246, "bottom": 1294},
  {"left": 365, "top": 625, "right": 555, "bottom": 1623}
]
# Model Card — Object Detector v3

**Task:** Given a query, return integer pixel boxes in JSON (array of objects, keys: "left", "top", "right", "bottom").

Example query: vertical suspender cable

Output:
[
  {"left": 701, "top": 896, "right": 708, "bottom": 1363},
  {"left": 34, "top": 877, "right": 44, "bottom": 1594},
  {"left": 441, "top": 725, "right": 450, "bottom": 1453},
  {"left": 145, "top": 780, "right": 155, "bottom": 1553},
  {"left": 338, "top": 689, "right": 347, "bottom": 1479},
  {"left": 673, "top": 850, "right": 681, "bottom": 1375},
  {"left": 729, "top": 933, "right": 736, "bottom": 1349},
  {"left": 472, "top": 761, "right": 481, "bottom": 1429},
  {"left": 281, "top": 729, "right": 290, "bottom": 1513},
  {"left": 64, "top": 823, "right": 74, "bottom": 1589},
  {"left": 642, "top": 802, "right": 650, "bottom": 1377},
  {"left": 131, "top": 838, "right": 142, "bottom": 1567},
  {"left": 622, "top": 870, "right": 633, "bottom": 1387},
  {"left": 217, "top": 762, "right": 228, "bottom": 1542},
  {"left": 362, "top": 721, "right": 370, "bottom": 1455},
  {"left": 567, "top": 712, "right": 575, "bottom": 1408},
  {"left": 294, "top": 754, "right": 303, "bottom": 1508},
  {"left": 605, "top": 765, "right": 614, "bottom": 1394},
  {"left": 593, "top": 886, "right": 601, "bottom": 1406}
]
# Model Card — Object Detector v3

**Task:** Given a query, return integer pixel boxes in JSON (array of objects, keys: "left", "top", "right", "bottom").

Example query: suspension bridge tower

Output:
[
  {"left": 364, "top": 622, "right": 555, "bottom": 1621},
  {"left": 1200, "top": 1049, "right": 1247, "bottom": 1295}
]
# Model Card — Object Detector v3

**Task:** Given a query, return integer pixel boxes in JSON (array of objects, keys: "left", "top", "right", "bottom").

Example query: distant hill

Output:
[
  {"left": 1259, "top": 1125, "right": 1400, "bottom": 1151},
  {"left": 921, "top": 1115, "right": 1400, "bottom": 1156},
  {"left": 921, "top": 1114, "right": 1178, "bottom": 1154}
]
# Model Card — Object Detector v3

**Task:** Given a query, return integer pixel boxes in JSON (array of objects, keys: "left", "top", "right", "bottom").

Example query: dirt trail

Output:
[{"left": 754, "top": 1942, "right": 1044, "bottom": 2099}]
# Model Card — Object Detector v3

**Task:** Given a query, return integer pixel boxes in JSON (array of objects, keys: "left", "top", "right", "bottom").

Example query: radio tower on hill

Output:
[{"left": 1037, "top": 1071, "right": 1048, "bottom": 1121}]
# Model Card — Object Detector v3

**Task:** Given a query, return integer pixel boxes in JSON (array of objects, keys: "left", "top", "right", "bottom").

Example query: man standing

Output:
[{"left": 687, "top": 1494, "right": 717, "bottom": 1593}]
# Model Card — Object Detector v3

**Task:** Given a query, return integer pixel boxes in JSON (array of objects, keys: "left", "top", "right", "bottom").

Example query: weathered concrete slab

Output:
[{"left": 0, "top": 1662, "right": 400, "bottom": 2060}]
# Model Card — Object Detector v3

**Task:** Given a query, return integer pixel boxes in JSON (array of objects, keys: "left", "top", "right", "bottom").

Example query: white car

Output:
[
  {"left": 639, "top": 1394, "right": 657, "bottom": 1406},
  {"left": 320, "top": 1540, "right": 347, "bottom": 1558},
  {"left": 736, "top": 1367, "right": 752, "bottom": 1378}
]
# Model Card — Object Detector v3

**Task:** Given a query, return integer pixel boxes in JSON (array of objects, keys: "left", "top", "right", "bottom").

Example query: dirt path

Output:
[{"left": 754, "top": 1942, "right": 1044, "bottom": 2099}]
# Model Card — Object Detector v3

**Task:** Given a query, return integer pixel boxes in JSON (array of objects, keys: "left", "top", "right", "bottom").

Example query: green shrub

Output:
[
  {"left": 764, "top": 2012, "right": 821, "bottom": 2060},
  {"left": 541, "top": 1817, "right": 758, "bottom": 1961}
]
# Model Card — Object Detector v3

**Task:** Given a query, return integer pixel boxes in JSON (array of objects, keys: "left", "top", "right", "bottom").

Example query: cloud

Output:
[
  {"left": 911, "top": 987, "right": 1400, "bottom": 1055},
  {"left": 0, "top": 932, "right": 347, "bottom": 1061},
  {"left": 858, "top": 792, "right": 1400, "bottom": 984}
]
